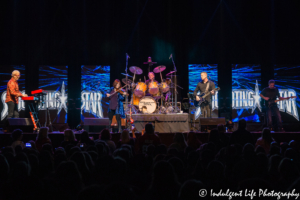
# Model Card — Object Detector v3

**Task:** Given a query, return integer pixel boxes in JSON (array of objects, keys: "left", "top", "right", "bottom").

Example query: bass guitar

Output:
[
  {"left": 194, "top": 87, "right": 220, "bottom": 108},
  {"left": 267, "top": 96, "right": 297, "bottom": 108}
]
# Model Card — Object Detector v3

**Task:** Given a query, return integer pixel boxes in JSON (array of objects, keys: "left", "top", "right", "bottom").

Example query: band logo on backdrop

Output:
[
  {"left": 0, "top": 81, "right": 298, "bottom": 121},
  {"left": 1, "top": 82, "right": 104, "bottom": 121},
  {"left": 198, "top": 80, "right": 298, "bottom": 120}
]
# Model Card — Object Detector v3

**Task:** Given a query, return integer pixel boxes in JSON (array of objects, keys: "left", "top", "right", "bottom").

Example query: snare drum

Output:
[
  {"left": 148, "top": 81, "right": 159, "bottom": 95},
  {"left": 138, "top": 96, "right": 157, "bottom": 114},
  {"left": 159, "top": 82, "right": 169, "bottom": 93},
  {"left": 134, "top": 82, "right": 147, "bottom": 97}
]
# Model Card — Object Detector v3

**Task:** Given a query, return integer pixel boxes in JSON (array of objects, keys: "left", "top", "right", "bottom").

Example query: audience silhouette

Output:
[{"left": 0, "top": 123, "right": 299, "bottom": 200}]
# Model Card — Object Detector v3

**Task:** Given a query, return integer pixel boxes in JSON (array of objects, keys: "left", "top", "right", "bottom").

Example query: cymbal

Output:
[
  {"left": 153, "top": 65, "right": 166, "bottom": 73},
  {"left": 166, "top": 74, "right": 179, "bottom": 77},
  {"left": 129, "top": 66, "right": 143, "bottom": 75},
  {"left": 166, "top": 71, "right": 176, "bottom": 76},
  {"left": 121, "top": 73, "right": 133, "bottom": 78},
  {"left": 122, "top": 78, "right": 132, "bottom": 85}
]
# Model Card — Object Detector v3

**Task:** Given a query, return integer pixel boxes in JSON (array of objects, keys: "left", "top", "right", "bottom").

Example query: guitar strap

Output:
[{"left": 205, "top": 81, "right": 210, "bottom": 93}]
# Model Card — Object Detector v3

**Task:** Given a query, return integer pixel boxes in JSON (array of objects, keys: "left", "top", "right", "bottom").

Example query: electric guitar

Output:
[
  {"left": 194, "top": 87, "right": 220, "bottom": 108},
  {"left": 267, "top": 96, "right": 297, "bottom": 108}
]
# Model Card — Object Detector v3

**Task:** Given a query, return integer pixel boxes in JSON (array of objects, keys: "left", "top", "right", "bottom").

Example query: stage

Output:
[
  {"left": 129, "top": 113, "right": 190, "bottom": 133},
  {"left": 82, "top": 114, "right": 190, "bottom": 133},
  {"left": 0, "top": 130, "right": 299, "bottom": 149}
]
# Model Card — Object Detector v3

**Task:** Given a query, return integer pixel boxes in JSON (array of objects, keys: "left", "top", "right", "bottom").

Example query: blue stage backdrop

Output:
[
  {"left": 0, "top": 65, "right": 26, "bottom": 123},
  {"left": 189, "top": 64, "right": 218, "bottom": 117},
  {"left": 232, "top": 64, "right": 261, "bottom": 122},
  {"left": 274, "top": 65, "right": 299, "bottom": 121},
  {"left": 39, "top": 65, "right": 68, "bottom": 125},
  {"left": 81, "top": 65, "right": 110, "bottom": 120}
]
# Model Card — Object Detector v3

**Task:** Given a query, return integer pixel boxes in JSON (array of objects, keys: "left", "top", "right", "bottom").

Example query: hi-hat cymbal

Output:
[
  {"left": 122, "top": 78, "right": 132, "bottom": 85},
  {"left": 129, "top": 66, "right": 143, "bottom": 75},
  {"left": 121, "top": 73, "right": 133, "bottom": 78},
  {"left": 153, "top": 65, "right": 166, "bottom": 73}
]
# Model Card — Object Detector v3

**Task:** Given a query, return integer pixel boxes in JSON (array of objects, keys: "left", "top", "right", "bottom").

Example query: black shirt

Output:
[
  {"left": 145, "top": 79, "right": 158, "bottom": 85},
  {"left": 260, "top": 87, "right": 280, "bottom": 101},
  {"left": 193, "top": 80, "right": 216, "bottom": 102},
  {"left": 109, "top": 89, "right": 118, "bottom": 110}
]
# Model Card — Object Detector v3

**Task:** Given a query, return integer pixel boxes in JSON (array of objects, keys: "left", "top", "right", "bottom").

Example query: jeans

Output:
[
  {"left": 267, "top": 105, "right": 282, "bottom": 130},
  {"left": 200, "top": 101, "right": 212, "bottom": 118},
  {"left": 6, "top": 101, "right": 19, "bottom": 118},
  {"left": 108, "top": 110, "right": 121, "bottom": 132}
]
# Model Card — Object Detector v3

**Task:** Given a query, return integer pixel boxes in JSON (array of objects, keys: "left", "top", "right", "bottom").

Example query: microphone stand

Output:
[
  {"left": 125, "top": 54, "right": 129, "bottom": 112},
  {"left": 170, "top": 54, "right": 179, "bottom": 113}
]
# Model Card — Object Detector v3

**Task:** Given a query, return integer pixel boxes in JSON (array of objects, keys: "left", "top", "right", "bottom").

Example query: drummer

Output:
[
  {"left": 145, "top": 72, "right": 158, "bottom": 96},
  {"left": 145, "top": 72, "right": 157, "bottom": 84}
]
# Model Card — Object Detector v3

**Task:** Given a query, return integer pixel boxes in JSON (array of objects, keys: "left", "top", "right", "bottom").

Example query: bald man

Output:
[
  {"left": 5, "top": 70, "right": 28, "bottom": 118},
  {"left": 193, "top": 72, "right": 215, "bottom": 118}
]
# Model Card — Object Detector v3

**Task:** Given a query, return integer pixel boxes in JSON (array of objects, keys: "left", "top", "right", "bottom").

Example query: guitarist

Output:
[
  {"left": 260, "top": 79, "right": 285, "bottom": 131},
  {"left": 194, "top": 72, "right": 215, "bottom": 118}
]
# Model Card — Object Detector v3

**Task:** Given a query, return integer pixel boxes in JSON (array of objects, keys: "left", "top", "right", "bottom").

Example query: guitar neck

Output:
[{"left": 273, "top": 96, "right": 296, "bottom": 103}]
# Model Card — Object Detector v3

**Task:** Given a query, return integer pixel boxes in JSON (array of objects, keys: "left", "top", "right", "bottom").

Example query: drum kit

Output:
[{"left": 122, "top": 56, "right": 182, "bottom": 114}]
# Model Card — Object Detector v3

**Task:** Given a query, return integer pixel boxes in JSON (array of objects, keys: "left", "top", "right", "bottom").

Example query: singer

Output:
[{"left": 106, "top": 79, "right": 127, "bottom": 133}]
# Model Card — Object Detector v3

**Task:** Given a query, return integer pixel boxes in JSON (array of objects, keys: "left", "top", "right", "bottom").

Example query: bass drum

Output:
[{"left": 138, "top": 96, "right": 157, "bottom": 114}]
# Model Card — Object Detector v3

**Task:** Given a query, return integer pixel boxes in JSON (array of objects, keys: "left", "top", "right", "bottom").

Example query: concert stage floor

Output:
[{"left": 0, "top": 131, "right": 299, "bottom": 149}]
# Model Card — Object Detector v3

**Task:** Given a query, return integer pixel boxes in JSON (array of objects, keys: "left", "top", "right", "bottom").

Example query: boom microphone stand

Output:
[{"left": 170, "top": 54, "right": 179, "bottom": 113}]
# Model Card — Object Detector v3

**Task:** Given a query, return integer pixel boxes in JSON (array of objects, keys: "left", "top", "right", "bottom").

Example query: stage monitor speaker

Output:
[
  {"left": 7, "top": 118, "right": 34, "bottom": 132},
  {"left": 83, "top": 117, "right": 126, "bottom": 132},
  {"left": 84, "top": 118, "right": 109, "bottom": 126},
  {"left": 84, "top": 117, "right": 126, "bottom": 126},
  {"left": 52, "top": 123, "right": 69, "bottom": 132},
  {"left": 199, "top": 118, "right": 226, "bottom": 125},
  {"left": 189, "top": 117, "right": 226, "bottom": 132}
]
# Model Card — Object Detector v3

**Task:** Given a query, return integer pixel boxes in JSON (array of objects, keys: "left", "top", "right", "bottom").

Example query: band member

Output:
[
  {"left": 260, "top": 79, "right": 286, "bottom": 131},
  {"left": 194, "top": 72, "right": 215, "bottom": 118},
  {"left": 145, "top": 72, "right": 159, "bottom": 96},
  {"left": 5, "top": 70, "right": 28, "bottom": 118},
  {"left": 106, "top": 79, "right": 127, "bottom": 132},
  {"left": 145, "top": 72, "right": 157, "bottom": 85}
]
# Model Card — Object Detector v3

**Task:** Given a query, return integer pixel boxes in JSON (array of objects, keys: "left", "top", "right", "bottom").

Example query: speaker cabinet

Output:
[{"left": 7, "top": 118, "right": 34, "bottom": 132}]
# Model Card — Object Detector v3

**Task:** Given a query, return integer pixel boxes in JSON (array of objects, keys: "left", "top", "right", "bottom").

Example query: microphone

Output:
[
  {"left": 126, "top": 53, "right": 130, "bottom": 59},
  {"left": 169, "top": 54, "right": 172, "bottom": 59}
]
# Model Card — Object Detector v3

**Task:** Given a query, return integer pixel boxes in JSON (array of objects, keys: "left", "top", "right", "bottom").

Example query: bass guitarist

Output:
[
  {"left": 260, "top": 79, "right": 288, "bottom": 131},
  {"left": 194, "top": 72, "right": 215, "bottom": 118}
]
